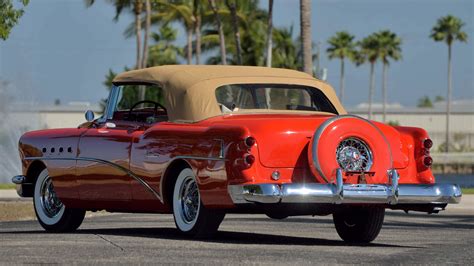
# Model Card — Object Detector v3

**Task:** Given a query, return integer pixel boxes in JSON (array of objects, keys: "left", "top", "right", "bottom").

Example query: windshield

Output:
[{"left": 215, "top": 84, "right": 337, "bottom": 114}]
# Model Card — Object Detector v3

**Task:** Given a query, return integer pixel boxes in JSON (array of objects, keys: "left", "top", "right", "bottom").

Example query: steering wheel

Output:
[{"left": 127, "top": 100, "right": 167, "bottom": 121}]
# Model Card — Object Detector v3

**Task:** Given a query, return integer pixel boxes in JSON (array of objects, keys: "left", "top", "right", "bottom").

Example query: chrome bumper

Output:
[
  {"left": 11, "top": 175, "right": 32, "bottom": 197},
  {"left": 12, "top": 175, "right": 27, "bottom": 185},
  {"left": 228, "top": 169, "right": 462, "bottom": 205}
]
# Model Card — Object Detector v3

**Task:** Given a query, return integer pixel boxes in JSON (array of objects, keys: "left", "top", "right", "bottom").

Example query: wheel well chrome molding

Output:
[{"left": 312, "top": 114, "right": 393, "bottom": 183}]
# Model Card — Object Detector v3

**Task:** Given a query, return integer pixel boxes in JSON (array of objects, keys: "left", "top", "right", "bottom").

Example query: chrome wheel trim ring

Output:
[
  {"left": 34, "top": 169, "right": 65, "bottom": 225},
  {"left": 173, "top": 168, "right": 200, "bottom": 232}
]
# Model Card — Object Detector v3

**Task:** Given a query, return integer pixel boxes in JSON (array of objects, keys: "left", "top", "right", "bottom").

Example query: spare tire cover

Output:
[{"left": 308, "top": 115, "right": 393, "bottom": 184}]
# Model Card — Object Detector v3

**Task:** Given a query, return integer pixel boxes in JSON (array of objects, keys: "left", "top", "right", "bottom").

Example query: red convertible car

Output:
[{"left": 13, "top": 65, "right": 461, "bottom": 243}]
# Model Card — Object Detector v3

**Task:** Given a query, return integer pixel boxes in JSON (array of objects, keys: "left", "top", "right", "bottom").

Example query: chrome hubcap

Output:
[
  {"left": 39, "top": 176, "right": 63, "bottom": 218},
  {"left": 179, "top": 176, "right": 199, "bottom": 223},
  {"left": 336, "top": 137, "right": 373, "bottom": 172}
]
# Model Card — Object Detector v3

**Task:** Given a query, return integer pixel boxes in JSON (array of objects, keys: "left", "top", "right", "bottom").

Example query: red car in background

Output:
[{"left": 13, "top": 65, "right": 461, "bottom": 243}]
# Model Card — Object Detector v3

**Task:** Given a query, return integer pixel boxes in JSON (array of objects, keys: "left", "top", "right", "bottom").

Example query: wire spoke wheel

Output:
[
  {"left": 179, "top": 176, "right": 200, "bottom": 224},
  {"left": 172, "top": 168, "right": 225, "bottom": 238},
  {"left": 336, "top": 137, "right": 373, "bottom": 172},
  {"left": 39, "top": 177, "right": 64, "bottom": 218},
  {"left": 33, "top": 168, "right": 85, "bottom": 232}
]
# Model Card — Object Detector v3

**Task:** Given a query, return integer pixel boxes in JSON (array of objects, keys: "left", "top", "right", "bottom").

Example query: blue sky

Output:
[{"left": 0, "top": 0, "right": 472, "bottom": 107}]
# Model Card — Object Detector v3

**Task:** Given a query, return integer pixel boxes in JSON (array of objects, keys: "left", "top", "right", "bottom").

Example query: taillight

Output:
[
  {"left": 244, "top": 136, "right": 256, "bottom": 147},
  {"left": 423, "top": 138, "right": 433, "bottom": 149},
  {"left": 237, "top": 136, "right": 256, "bottom": 168},
  {"left": 244, "top": 153, "right": 255, "bottom": 166},
  {"left": 423, "top": 156, "right": 433, "bottom": 167}
]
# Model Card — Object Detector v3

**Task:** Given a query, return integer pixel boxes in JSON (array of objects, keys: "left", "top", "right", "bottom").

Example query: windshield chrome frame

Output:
[{"left": 98, "top": 85, "right": 120, "bottom": 123}]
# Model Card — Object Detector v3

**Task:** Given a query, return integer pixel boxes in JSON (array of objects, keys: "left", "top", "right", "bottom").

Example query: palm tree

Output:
[
  {"left": 141, "top": 0, "right": 151, "bottom": 68},
  {"left": 272, "top": 26, "right": 300, "bottom": 69},
  {"left": 226, "top": 0, "right": 243, "bottom": 65},
  {"left": 148, "top": 25, "right": 183, "bottom": 66},
  {"left": 376, "top": 30, "right": 402, "bottom": 123},
  {"left": 155, "top": 1, "right": 194, "bottom": 65},
  {"left": 300, "top": 0, "right": 312, "bottom": 75},
  {"left": 326, "top": 31, "right": 356, "bottom": 104},
  {"left": 265, "top": 0, "right": 273, "bottom": 67},
  {"left": 430, "top": 15, "right": 468, "bottom": 152},
  {"left": 208, "top": 0, "right": 227, "bottom": 64},
  {"left": 200, "top": 0, "right": 266, "bottom": 66},
  {"left": 193, "top": 0, "right": 203, "bottom": 64},
  {"left": 358, "top": 33, "right": 382, "bottom": 120}
]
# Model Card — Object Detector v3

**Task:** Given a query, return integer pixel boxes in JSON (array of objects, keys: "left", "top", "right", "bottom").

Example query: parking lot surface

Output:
[{"left": 0, "top": 207, "right": 472, "bottom": 264}]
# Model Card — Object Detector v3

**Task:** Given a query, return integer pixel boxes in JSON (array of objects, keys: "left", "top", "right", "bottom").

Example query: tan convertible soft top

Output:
[{"left": 113, "top": 65, "right": 346, "bottom": 122}]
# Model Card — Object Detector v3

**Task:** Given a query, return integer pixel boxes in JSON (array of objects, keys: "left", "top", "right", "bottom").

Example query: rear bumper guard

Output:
[{"left": 228, "top": 169, "right": 462, "bottom": 205}]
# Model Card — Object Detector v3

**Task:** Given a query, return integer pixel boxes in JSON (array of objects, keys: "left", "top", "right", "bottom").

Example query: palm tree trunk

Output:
[
  {"left": 186, "top": 27, "right": 193, "bottom": 64},
  {"left": 339, "top": 57, "right": 345, "bottom": 103},
  {"left": 227, "top": 0, "right": 242, "bottom": 65},
  {"left": 265, "top": 0, "right": 273, "bottom": 67},
  {"left": 209, "top": 0, "right": 227, "bottom": 65},
  {"left": 141, "top": 0, "right": 151, "bottom": 68},
  {"left": 300, "top": 0, "right": 312, "bottom": 75},
  {"left": 446, "top": 43, "right": 452, "bottom": 152},
  {"left": 134, "top": 1, "right": 143, "bottom": 70},
  {"left": 135, "top": 0, "right": 145, "bottom": 102},
  {"left": 195, "top": 13, "right": 202, "bottom": 64},
  {"left": 382, "top": 61, "right": 388, "bottom": 123},
  {"left": 368, "top": 61, "right": 375, "bottom": 120}
]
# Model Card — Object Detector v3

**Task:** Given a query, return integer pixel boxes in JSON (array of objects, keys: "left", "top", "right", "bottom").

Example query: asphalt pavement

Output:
[{"left": 0, "top": 207, "right": 473, "bottom": 264}]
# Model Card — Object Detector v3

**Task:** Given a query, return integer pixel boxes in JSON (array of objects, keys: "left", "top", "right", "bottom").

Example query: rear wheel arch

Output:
[{"left": 161, "top": 159, "right": 193, "bottom": 207}]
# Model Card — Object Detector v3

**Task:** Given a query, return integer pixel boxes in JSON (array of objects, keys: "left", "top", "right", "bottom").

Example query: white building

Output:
[
  {"left": 349, "top": 100, "right": 474, "bottom": 151},
  {"left": 6, "top": 100, "right": 474, "bottom": 151}
]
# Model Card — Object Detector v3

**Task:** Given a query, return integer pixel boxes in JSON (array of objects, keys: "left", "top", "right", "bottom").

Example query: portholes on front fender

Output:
[
  {"left": 50, "top": 148, "right": 55, "bottom": 153},
  {"left": 68, "top": 147, "right": 72, "bottom": 153},
  {"left": 42, "top": 148, "right": 47, "bottom": 153},
  {"left": 59, "top": 147, "right": 64, "bottom": 153}
]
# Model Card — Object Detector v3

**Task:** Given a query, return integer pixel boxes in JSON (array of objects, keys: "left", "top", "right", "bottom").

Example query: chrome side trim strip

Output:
[
  {"left": 312, "top": 114, "right": 394, "bottom": 183},
  {"left": 24, "top": 156, "right": 162, "bottom": 202},
  {"left": 173, "top": 155, "right": 226, "bottom": 161}
]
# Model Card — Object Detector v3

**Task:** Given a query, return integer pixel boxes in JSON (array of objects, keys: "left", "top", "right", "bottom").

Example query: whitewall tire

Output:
[
  {"left": 33, "top": 169, "right": 85, "bottom": 232},
  {"left": 172, "top": 168, "right": 225, "bottom": 238}
]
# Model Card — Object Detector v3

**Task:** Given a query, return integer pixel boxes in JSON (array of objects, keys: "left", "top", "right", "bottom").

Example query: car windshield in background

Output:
[{"left": 215, "top": 84, "right": 337, "bottom": 114}]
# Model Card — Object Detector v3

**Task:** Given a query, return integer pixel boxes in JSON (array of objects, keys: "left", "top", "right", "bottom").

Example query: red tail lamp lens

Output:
[
  {"left": 423, "top": 139, "right": 433, "bottom": 149},
  {"left": 245, "top": 136, "right": 256, "bottom": 147},
  {"left": 423, "top": 156, "right": 433, "bottom": 167},
  {"left": 244, "top": 154, "right": 255, "bottom": 165}
]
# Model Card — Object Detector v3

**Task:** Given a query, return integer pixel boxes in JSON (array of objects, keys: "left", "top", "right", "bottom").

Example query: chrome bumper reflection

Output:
[{"left": 228, "top": 170, "right": 462, "bottom": 205}]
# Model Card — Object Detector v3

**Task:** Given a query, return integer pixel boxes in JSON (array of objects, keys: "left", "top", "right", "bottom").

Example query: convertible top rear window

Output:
[{"left": 215, "top": 84, "right": 338, "bottom": 114}]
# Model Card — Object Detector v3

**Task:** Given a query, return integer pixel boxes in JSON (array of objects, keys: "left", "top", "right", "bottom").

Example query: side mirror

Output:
[{"left": 85, "top": 110, "right": 95, "bottom": 122}]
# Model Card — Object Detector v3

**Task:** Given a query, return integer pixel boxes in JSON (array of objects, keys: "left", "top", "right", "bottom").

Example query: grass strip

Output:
[{"left": 0, "top": 184, "right": 15, "bottom": 190}]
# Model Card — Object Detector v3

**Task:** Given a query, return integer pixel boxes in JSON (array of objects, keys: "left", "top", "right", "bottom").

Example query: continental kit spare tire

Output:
[{"left": 308, "top": 115, "right": 393, "bottom": 184}]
